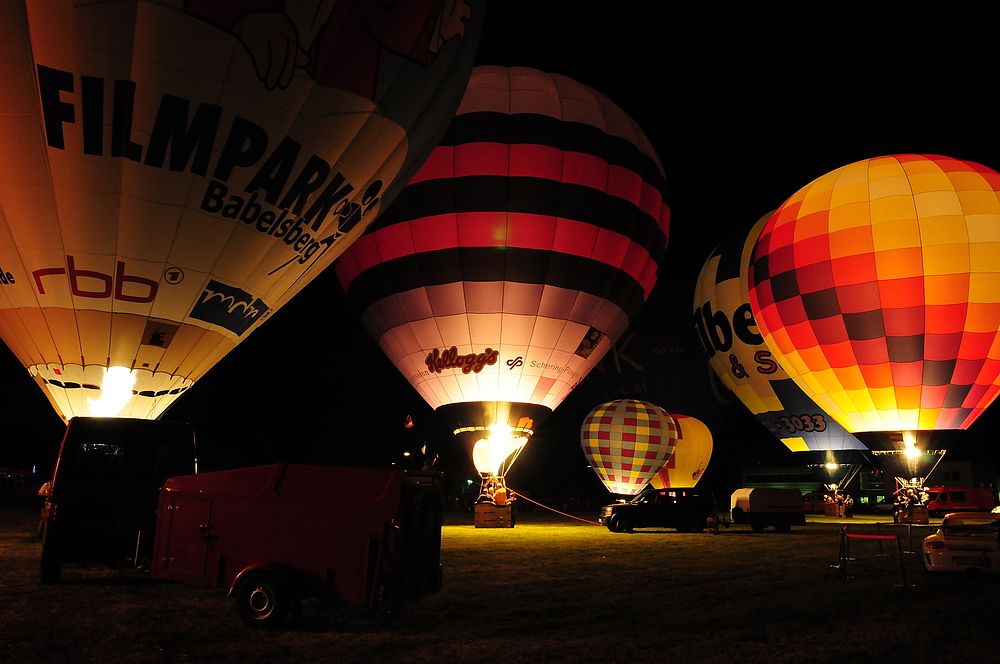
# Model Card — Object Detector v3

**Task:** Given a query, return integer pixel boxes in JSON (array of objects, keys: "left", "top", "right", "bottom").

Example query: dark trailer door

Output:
[{"left": 42, "top": 417, "right": 197, "bottom": 581}]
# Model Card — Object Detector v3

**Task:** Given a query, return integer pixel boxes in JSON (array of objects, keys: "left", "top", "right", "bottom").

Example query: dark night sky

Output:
[{"left": 2, "top": 6, "right": 998, "bottom": 499}]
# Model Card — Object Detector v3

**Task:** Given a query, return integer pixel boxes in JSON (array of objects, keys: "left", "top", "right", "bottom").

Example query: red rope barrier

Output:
[
  {"left": 507, "top": 489, "right": 604, "bottom": 526},
  {"left": 844, "top": 533, "right": 897, "bottom": 541}
]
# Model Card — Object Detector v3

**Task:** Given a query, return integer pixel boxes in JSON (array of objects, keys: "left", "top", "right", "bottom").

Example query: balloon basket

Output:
[
  {"left": 474, "top": 503, "right": 514, "bottom": 528},
  {"left": 897, "top": 506, "right": 929, "bottom": 524}
]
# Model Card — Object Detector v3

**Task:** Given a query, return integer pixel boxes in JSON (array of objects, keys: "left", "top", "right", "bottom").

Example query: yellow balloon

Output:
[{"left": 650, "top": 414, "right": 712, "bottom": 489}]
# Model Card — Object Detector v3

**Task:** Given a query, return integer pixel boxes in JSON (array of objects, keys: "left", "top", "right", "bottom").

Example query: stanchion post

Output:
[{"left": 896, "top": 534, "right": 908, "bottom": 587}]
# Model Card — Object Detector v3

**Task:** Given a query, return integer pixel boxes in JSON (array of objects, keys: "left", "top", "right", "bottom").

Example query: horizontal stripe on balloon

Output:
[
  {"left": 369, "top": 175, "right": 667, "bottom": 261},
  {"left": 432, "top": 111, "right": 667, "bottom": 197},
  {"left": 408, "top": 143, "right": 666, "bottom": 224},
  {"left": 336, "top": 212, "right": 659, "bottom": 296},
  {"left": 342, "top": 245, "right": 648, "bottom": 320}
]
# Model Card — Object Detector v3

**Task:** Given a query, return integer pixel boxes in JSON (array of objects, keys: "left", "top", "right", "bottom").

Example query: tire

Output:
[
  {"left": 236, "top": 571, "right": 290, "bottom": 629},
  {"left": 607, "top": 516, "right": 622, "bottom": 533},
  {"left": 618, "top": 516, "right": 633, "bottom": 533},
  {"left": 774, "top": 519, "right": 791, "bottom": 533},
  {"left": 40, "top": 541, "right": 62, "bottom": 584},
  {"left": 750, "top": 521, "right": 765, "bottom": 532},
  {"left": 731, "top": 506, "right": 745, "bottom": 523}
]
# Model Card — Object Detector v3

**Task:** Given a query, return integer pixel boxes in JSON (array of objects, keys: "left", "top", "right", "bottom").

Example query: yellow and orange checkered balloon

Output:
[
  {"left": 581, "top": 399, "right": 677, "bottom": 495},
  {"left": 748, "top": 154, "right": 1000, "bottom": 434}
]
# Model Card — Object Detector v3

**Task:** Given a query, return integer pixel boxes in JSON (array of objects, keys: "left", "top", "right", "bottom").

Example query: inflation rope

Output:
[{"left": 507, "top": 489, "right": 603, "bottom": 526}]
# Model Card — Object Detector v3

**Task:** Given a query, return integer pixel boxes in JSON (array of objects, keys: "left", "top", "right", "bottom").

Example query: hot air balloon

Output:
[
  {"left": 0, "top": 0, "right": 483, "bottom": 421},
  {"left": 335, "top": 66, "right": 670, "bottom": 498},
  {"left": 748, "top": 154, "right": 1000, "bottom": 492},
  {"left": 649, "top": 414, "right": 712, "bottom": 489},
  {"left": 581, "top": 399, "right": 677, "bottom": 496},
  {"left": 694, "top": 211, "right": 868, "bottom": 490}
]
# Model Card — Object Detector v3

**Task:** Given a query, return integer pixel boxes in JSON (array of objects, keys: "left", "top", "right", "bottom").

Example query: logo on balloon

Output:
[
  {"left": 506, "top": 357, "right": 524, "bottom": 370},
  {"left": 189, "top": 280, "right": 271, "bottom": 336},
  {"left": 424, "top": 346, "right": 499, "bottom": 375},
  {"left": 33, "top": 255, "right": 158, "bottom": 304},
  {"left": 163, "top": 267, "right": 184, "bottom": 285}
]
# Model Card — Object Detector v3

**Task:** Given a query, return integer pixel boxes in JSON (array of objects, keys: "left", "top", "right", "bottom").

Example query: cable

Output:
[{"left": 506, "top": 489, "right": 603, "bottom": 526}]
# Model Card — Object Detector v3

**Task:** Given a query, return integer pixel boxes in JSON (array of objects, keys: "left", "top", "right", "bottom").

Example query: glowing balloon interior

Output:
[
  {"left": 650, "top": 414, "right": 712, "bottom": 489},
  {"left": 0, "top": 0, "right": 482, "bottom": 420},
  {"left": 471, "top": 430, "right": 529, "bottom": 477},
  {"left": 581, "top": 399, "right": 677, "bottom": 495},
  {"left": 695, "top": 212, "right": 866, "bottom": 453},
  {"left": 748, "top": 155, "right": 1000, "bottom": 441},
  {"left": 336, "top": 66, "right": 669, "bottom": 440}
]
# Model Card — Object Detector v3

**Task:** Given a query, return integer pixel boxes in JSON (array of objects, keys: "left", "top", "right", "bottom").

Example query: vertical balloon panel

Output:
[
  {"left": 337, "top": 66, "right": 669, "bottom": 434},
  {"left": 0, "top": 0, "right": 483, "bottom": 421}
]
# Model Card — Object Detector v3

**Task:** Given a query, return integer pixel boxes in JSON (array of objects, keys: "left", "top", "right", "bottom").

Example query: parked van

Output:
[
  {"left": 925, "top": 486, "right": 997, "bottom": 517},
  {"left": 802, "top": 492, "right": 835, "bottom": 514},
  {"left": 731, "top": 488, "right": 806, "bottom": 532}
]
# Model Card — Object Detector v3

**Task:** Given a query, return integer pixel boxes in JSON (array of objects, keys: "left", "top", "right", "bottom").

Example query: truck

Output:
[
  {"left": 150, "top": 463, "right": 443, "bottom": 628},
  {"left": 599, "top": 487, "right": 716, "bottom": 533},
  {"left": 730, "top": 488, "right": 806, "bottom": 532},
  {"left": 40, "top": 417, "right": 198, "bottom": 583},
  {"left": 924, "top": 486, "right": 997, "bottom": 517}
]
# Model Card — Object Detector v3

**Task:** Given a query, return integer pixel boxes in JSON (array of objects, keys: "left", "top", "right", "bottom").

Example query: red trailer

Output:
[{"left": 150, "top": 464, "right": 442, "bottom": 628}]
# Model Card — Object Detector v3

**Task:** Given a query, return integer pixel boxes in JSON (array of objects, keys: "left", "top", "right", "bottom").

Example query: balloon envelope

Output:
[
  {"left": 695, "top": 211, "right": 867, "bottom": 454},
  {"left": 650, "top": 414, "right": 712, "bottom": 489},
  {"left": 748, "top": 155, "right": 1000, "bottom": 447},
  {"left": 581, "top": 399, "right": 677, "bottom": 495},
  {"left": 336, "top": 66, "right": 669, "bottom": 440},
  {"left": 0, "top": 0, "right": 482, "bottom": 420}
]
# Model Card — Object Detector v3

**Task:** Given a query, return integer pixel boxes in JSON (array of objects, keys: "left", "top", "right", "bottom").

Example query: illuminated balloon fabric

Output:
[
  {"left": 335, "top": 66, "right": 670, "bottom": 434},
  {"left": 650, "top": 414, "right": 712, "bottom": 489},
  {"left": 694, "top": 212, "right": 866, "bottom": 453},
  {"left": 581, "top": 399, "right": 677, "bottom": 495},
  {"left": 0, "top": 0, "right": 482, "bottom": 421},
  {"left": 748, "top": 155, "right": 1000, "bottom": 435}
]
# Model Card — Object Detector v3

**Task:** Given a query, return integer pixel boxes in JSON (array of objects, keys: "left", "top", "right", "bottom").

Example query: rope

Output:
[{"left": 507, "top": 489, "right": 604, "bottom": 526}]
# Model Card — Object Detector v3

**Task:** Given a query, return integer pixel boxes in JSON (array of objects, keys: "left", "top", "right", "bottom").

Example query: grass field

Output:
[{"left": 1, "top": 499, "right": 996, "bottom": 664}]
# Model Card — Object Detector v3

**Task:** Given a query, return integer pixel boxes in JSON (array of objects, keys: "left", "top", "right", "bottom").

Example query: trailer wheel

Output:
[
  {"left": 236, "top": 571, "right": 290, "bottom": 629},
  {"left": 750, "top": 521, "right": 765, "bottom": 532},
  {"left": 774, "top": 519, "right": 792, "bottom": 533}
]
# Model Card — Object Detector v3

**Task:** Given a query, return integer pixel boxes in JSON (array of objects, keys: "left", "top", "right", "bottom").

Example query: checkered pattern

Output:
[
  {"left": 580, "top": 399, "right": 677, "bottom": 495},
  {"left": 748, "top": 154, "right": 1000, "bottom": 433}
]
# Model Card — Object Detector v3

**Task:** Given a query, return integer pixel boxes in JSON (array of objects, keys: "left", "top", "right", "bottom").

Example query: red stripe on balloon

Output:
[
  {"left": 336, "top": 212, "right": 659, "bottom": 295},
  {"left": 407, "top": 142, "right": 668, "bottom": 226}
]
